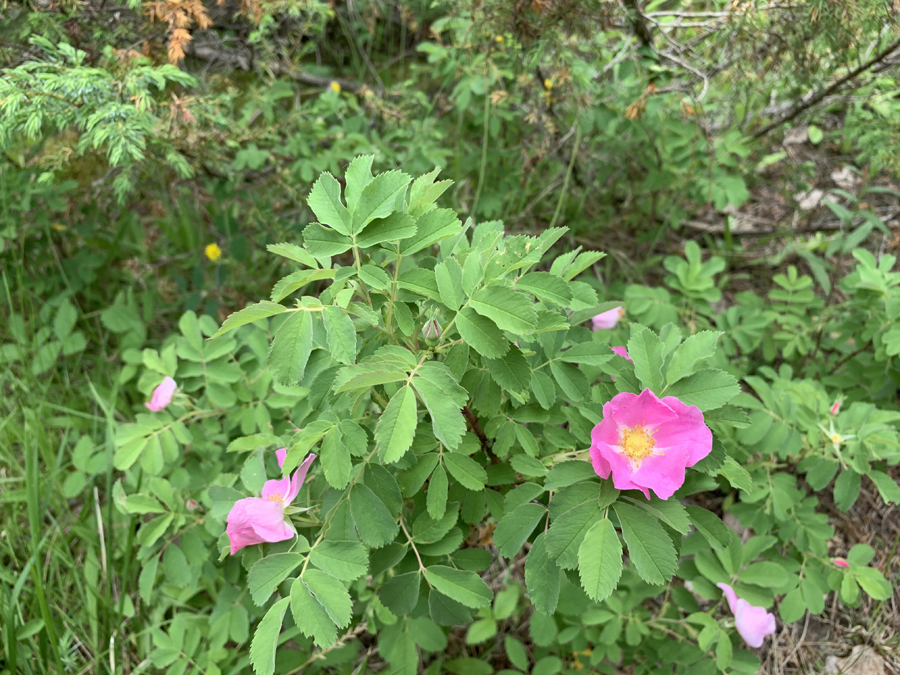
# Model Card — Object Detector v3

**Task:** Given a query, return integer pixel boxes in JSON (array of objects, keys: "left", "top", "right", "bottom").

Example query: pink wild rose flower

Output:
[
  {"left": 717, "top": 583, "right": 777, "bottom": 648},
  {"left": 145, "top": 376, "right": 177, "bottom": 411},
  {"left": 589, "top": 389, "right": 712, "bottom": 500},
  {"left": 591, "top": 306, "right": 624, "bottom": 330},
  {"left": 226, "top": 450, "right": 317, "bottom": 554},
  {"left": 611, "top": 346, "right": 632, "bottom": 363}
]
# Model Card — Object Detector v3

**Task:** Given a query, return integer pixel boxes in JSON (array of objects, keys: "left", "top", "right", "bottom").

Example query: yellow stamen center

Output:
[
  {"left": 266, "top": 492, "right": 283, "bottom": 503},
  {"left": 621, "top": 425, "right": 656, "bottom": 465}
]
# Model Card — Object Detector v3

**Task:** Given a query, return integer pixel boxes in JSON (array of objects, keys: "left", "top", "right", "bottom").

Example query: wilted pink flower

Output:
[
  {"left": 611, "top": 346, "right": 632, "bottom": 363},
  {"left": 145, "top": 376, "right": 177, "bottom": 411},
  {"left": 423, "top": 318, "right": 442, "bottom": 340},
  {"left": 830, "top": 400, "right": 841, "bottom": 415},
  {"left": 591, "top": 307, "right": 624, "bottom": 330},
  {"left": 589, "top": 389, "right": 712, "bottom": 500},
  {"left": 226, "top": 450, "right": 317, "bottom": 554},
  {"left": 716, "top": 583, "right": 777, "bottom": 648},
  {"left": 833, "top": 558, "right": 850, "bottom": 568}
]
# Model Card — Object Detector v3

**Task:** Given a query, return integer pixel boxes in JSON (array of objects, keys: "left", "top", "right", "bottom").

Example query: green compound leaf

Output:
[
  {"left": 307, "top": 171, "right": 351, "bottom": 235},
  {"left": 290, "top": 577, "right": 336, "bottom": 647},
  {"left": 469, "top": 287, "right": 538, "bottom": 334}
]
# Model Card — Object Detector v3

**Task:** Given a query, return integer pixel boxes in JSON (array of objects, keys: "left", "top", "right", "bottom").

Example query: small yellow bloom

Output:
[
  {"left": 205, "top": 242, "right": 222, "bottom": 262},
  {"left": 544, "top": 78, "right": 553, "bottom": 90},
  {"left": 330, "top": 81, "right": 341, "bottom": 93},
  {"left": 495, "top": 35, "right": 504, "bottom": 43}
]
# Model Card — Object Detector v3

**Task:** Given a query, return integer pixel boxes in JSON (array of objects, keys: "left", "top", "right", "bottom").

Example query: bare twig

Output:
[{"left": 752, "top": 35, "right": 900, "bottom": 138}]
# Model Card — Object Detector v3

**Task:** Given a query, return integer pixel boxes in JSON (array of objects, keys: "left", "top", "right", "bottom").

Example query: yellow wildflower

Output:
[
  {"left": 495, "top": 35, "right": 504, "bottom": 43},
  {"left": 544, "top": 78, "right": 553, "bottom": 90},
  {"left": 330, "top": 81, "right": 341, "bottom": 93},
  {"left": 205, "top": 242, "right": 222, "bottom": 262}
]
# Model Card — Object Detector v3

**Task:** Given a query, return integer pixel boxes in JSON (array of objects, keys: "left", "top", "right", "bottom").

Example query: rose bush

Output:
[{"left": 109, "top": 162, "right": 895, "bottom": 675}]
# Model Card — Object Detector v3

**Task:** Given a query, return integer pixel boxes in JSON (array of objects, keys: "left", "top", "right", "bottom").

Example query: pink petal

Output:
[
  {"left": 591, "top": 307, "right": 624, "bottom": 330},
  {"left": 145, "top": 376, "right": 177, "bottom": 412},
  {"left": 717, "top": 583, "right": 776, "bottom": 648},
  {"left": 261, "top": 476, "right": 292, "bottom": 502},
  {"left": 286, "top": 453, "right": 317, "bottom": 504},
  {"left": 276, "top": 448, "right": 287, "bottom": 468},
  {"left": 611, "top": 346, "right": 632, "bottom": 363},
  {"left": 833, "top": 558, "right": 850, "bottom": 568},
  {"left": 225, "top": 497, "right": 292, "bottom": 554}
]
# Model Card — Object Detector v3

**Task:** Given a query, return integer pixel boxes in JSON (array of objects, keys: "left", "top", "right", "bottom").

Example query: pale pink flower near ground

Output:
[
  {"left": 589, "top": 389, "right": 712, "bottom": 500},
  {"left": 591, "top": 306, "right": 624, "bottom": 330},
  {"left": 145, "top": 376, "right": 177, "bottom": 411},
  {"left": 611, "top": 346, "right": 632, "bottom": 363},
  {"left": 833, "top": 558, "right": 850, "bottom": 568},
  {"left": 716, "top": 583, "right": 777, "bottom": 648},
  {"left": 226, "top": 450, "right": 317, "bottom": 554}
]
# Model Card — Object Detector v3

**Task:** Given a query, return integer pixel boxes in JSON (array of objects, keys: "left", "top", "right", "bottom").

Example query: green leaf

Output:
[
  {"left": 413, "top": 367, "right": 467, "bottom": 449},
  {"left": 350, "top": 483, "right": 399, "bottom": 548},
  {"left": 427, "top": 464, "right": 449, "bottom": 520},
  {"left": 307, "top": 172, "right": 350, "bottom": 235},
  {"left": 344, "top": 155, "right": 374, "bottom": 210},
  {"left": 685, "top": 506, "right": 733, "bottom": 552},
  {"left": 249, "top": 596, "right": 289, "bottom": 675},
  {"left": 267, "top": 242, "right": 319, "bottom": 268},
  {"left": 613, "top": 502, "right": 676, "bottom": 585},
  {"left": 516, "top": 272, "right": 573, "bottom": 306},
  {"left": 424, "top": 566, "right": 493, "bottom": 608},
  {"left": 531, "top": 370, "right": 556, "bottom": 409},
  {"left": 320, "top": 426, "right": 352, "bottom": 489},
  {"left": 470, "top": 287, "right": 537, "bottom": 334},
  {"left": 455, "top": 307, "right": 509, "bottom": 358},
  {"left": 400, "top": 208, "right": 461, "bottom": 255},
  {"left": 664, "top": 331, "right": 721, "bottom": 386},
  {"left": 543, "top": 461, "right": 597, "bottom": 490},
  {"left": 494, "top": 502, "right": 546, "bottom": 558},
  {"left": 309, "top": 540, "right": 368, "bottom": 581},
  {"left": 397, "top": 268, "right": 441, "bottom": 301},
  {"left": 558, "top": 342, "right": 614, "bottom": 367},
  {"left": 578, "top": 518, "right": 622, "bottom": 602},
  {"left": 139, "top": 554, "right": 159, "bottom": 605},
  {"left": 868, "top": 470, "right": 900, "bottom": 504},
  {"left": 210, "top": 301, "right": 287, "bottom": 339},
  {"left": 485, "top": 346, "right": 532, "bottom": 394},
  {"left": 355, "top": 212, "right": 417, "bottom": 248},
  {"left": 248, "top": 553, "right": 305, "bottom": 606},
  {"left": 122, "top": 494, "right": 165, "bottom": 514},
  {"left": 738, "top": 562, "right": 789, "bottom": 589},
  {"left": 333, "top": 363, "right": 409, "bottom": 392},
  {"left": 524, "top": 532, "right": 560, "bottom": 615},
  {"left": 380, "top": 571, "right": 421, "bottom": 616},
  {"left": 267, "top": 310, "right": 313, "bottom": 385},
  {"left": 547, "top": 501, "right": 602, "bottom": 569},
  {"left": 290, "top": 577, "right": 336, "bottom": 647},
  {"left": 435, "top": 259, "right": 465, "bottom": 310},
  {"left": 548, "top": 360, "right": 589, "bottom": 401},
  {"left": 779, "top": 587, "right": 806, "bottom": 623},
  {"left": 627, "top": 327, "right": 665, "bottom": 394},
  {"left": 323, "top": 306, "right": 357, "bottom": 365},
  {"left": 352, "top": 170, "right": 411, "bottom": 234},
  {"left": 444, "top": 453, "right": 488, "bottom": 490},
  {"left": 663, "top": 369, "right": 740, "bottom": 411},
  {"left": 376, "top": 385, "right": 418, "bottom": 463},
  {"left": 505, "top": 637, "right": 530, "bottom": 671},
  {"left": 303, "top": 223, "right": 352, "bottom": 257},
  {"left": 271, "top": 269, "right": 336, "bottom": 303},
  {"left": 855, "top": 567, "right": 892, "bottom": 600},
  {"left": 303, "top": 569, "right": 352, "bottom": 628}
]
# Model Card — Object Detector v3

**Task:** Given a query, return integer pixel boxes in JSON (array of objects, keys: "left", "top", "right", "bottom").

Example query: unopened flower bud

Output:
[
  {"left": 830, "top": 400, "right": 841, "bottom": 415},
  {"left": 833, "top": 558, "right": 850, "bottom": 568},
  {"left": 423, "top": 319, "right": 441, "bottom": 340},
  {"left": 186, "top": 499, "right": 199, "bottom": 513}
]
